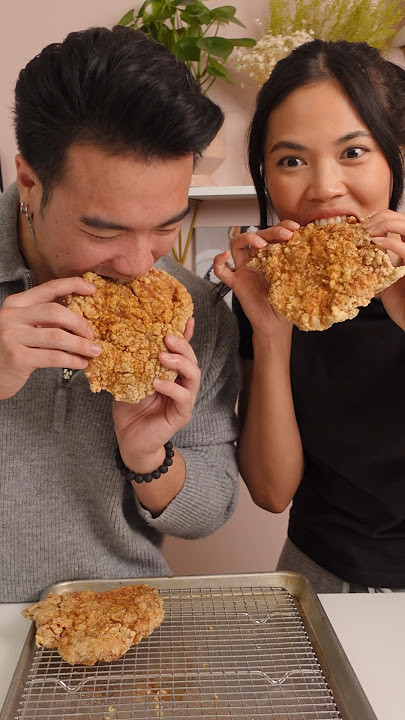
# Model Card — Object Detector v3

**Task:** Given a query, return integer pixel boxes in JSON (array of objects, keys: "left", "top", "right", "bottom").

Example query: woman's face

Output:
[{"left": 264, "top": 80, "right": 392, "bottom": 227}]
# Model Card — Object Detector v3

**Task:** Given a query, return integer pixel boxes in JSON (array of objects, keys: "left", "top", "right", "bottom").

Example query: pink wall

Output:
[{"left": 0, "top": 0, "right": 288, "bottom": 576}]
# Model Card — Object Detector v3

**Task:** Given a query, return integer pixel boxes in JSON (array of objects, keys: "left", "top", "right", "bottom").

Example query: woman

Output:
[{"left": 214, "top": 39, "right": 405, "bottom": 593}]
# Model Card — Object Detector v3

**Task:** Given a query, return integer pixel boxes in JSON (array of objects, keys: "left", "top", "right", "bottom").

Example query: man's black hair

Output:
[{"left": 14, "top": 25, "right": 224, "bottom": 205}]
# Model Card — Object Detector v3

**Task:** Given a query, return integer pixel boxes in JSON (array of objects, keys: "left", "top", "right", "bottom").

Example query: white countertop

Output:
[{"left": 1, "top": 593, "right": 404, "bottom": 719}]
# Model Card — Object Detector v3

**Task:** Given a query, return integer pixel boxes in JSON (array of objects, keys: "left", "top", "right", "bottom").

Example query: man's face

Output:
[{"left": 20, "top": 144, "right": 194, "bottom": 282}]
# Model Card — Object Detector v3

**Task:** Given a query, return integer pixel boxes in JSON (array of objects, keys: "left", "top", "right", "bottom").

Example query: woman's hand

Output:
[
  {"left": 112, "top": 317, "right": 200, "bottom": 472},
  {"left": 213, "top": 221, "right": 299, "bottom": 337},
  {"left": 0, "top": 277, "right": 100, "bottom": 399},
  {"left": 363, "top": 210, "right": 405, "bottom": 331}
]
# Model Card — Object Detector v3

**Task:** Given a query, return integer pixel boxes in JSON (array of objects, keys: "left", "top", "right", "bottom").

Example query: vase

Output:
[{"left": 190, "top": 123, "right": 225, "bottom": 187}]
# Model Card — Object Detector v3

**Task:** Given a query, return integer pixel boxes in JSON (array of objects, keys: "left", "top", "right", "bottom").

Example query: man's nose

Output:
[
  {"left": 305, "top": 162, "right": 345, "bottom": 201},
  {"left": 111, "top": 243, "right": 151, "bottom": 278}
]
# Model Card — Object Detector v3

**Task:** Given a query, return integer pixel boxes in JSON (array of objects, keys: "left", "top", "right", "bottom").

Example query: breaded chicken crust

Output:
[
  {"left": 67, "top": 269, "right": 193, "bottom": 402},
  {"left": 249, "top": 217, "right": 405, "bottom": 331},
  {"left": 22, "top": 584, "right": 164, "bottom": 666}
]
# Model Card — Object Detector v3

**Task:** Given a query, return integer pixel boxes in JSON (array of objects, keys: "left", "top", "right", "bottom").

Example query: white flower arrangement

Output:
[{"left": 232, "top": 28, "right": 314, "bottom": 86}]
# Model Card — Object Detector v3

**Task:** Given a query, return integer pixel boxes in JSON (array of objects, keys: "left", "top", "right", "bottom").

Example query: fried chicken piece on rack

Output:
[
  {"left": 249, "top": 217, "right": 405, "bottom": 331},
  {"left": 66, "top": 269, "right": 193, "bottom": 403},
  {"left": 22, "top": 583, "right": 164, "bottom": 666}
]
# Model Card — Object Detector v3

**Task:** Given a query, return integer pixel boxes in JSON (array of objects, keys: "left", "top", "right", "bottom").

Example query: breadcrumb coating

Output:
[
  {"left": 22, "top": 584, "right": 164, "bottom": 666},
  {"left": 66, "top": 270, "right": 193, "bottom": 402},
  {"left": 249, "top": 218, "right": 405, "bottom": 331}
]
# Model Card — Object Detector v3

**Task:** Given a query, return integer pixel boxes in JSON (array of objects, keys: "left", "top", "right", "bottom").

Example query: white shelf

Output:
[{"left": 188, "top": 185, "right": 255, "bottom": 200}]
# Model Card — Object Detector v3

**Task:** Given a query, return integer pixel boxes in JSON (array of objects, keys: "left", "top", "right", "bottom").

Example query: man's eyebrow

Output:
[
  {"left": 79, "top": 205, "right": 190, "bottom": 232},
  {"left": 268, "top": 131, "right": 372, "bottom": 154},
  {"left": 80, "top": 216, "right": 129, "bottom": 231},
  {"left": 156, "top": 206, "right": 190, "bottom": 228}
]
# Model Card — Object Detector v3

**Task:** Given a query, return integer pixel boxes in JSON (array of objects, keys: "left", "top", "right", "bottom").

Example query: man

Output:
[{"left": 0, "top": 26, "right": 239, "bottom": 602}]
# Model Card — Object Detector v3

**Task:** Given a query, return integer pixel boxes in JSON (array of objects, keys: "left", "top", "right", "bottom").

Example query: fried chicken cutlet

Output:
[
  {"left": 22, "top": 584, "right": 164, "bottom": 666},
  {"left": 249, "top": 217, "right": 405, "bottom": 331},
  {"left": 67, "top": 269, "right": 193, "bottom": 403}
]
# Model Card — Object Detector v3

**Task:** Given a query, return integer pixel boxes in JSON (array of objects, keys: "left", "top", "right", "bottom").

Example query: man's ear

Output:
[{"left": 15, "top": 154, "right": 42, "bottom": 210}]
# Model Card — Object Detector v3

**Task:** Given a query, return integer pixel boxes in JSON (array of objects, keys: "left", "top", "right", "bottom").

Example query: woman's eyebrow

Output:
[
  {"left": 268, "top": 140, "right": 306, "bottom": 154},
  {"left": 268, "top": 130, "right": 372, "bottom": 155},
  {"left": 334, "top": 130, "right": 372, "bottom": 145}
]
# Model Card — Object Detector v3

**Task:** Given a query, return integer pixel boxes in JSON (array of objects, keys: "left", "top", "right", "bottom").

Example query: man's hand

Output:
[{"left": 0, "top": 277, "right": 101, "bottom": 399}]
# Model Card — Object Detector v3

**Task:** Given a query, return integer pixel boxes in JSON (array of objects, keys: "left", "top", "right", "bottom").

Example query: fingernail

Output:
[
  {"left": 161, "top": 352, "right": 173, "bottom": 361},
  {"left": 280, "top": 229, "right": 292, "bottom": 238},
  {"left": 166, "top": 334, "right": 179, "bottom": 343},
  {"left": 257, "top": 238, "right": 267, "bottom": 247},
  {"left": 85, "top": 281, "right": 96, "bottom": 290},
  {"left": 91, "top": 344, "right": 102, "bottom": 355},
  {"left": 372, "top": 237, "right": 384, "bottom": 245}
]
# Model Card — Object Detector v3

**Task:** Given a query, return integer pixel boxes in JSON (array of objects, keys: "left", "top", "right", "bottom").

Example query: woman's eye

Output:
[
  {"left": 343, "top": 146, "right": 366, "bottom": 159},
  {"left": 277, "top": 156, "right": 303, "bottom": 168}
]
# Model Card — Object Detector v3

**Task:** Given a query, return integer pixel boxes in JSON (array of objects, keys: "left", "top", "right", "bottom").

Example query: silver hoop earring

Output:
[{"left": 19, "top": 202, "right": 35, "bottom": 243}]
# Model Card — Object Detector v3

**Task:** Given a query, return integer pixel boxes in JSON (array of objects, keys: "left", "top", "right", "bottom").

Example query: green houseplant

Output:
[{"left": 118, "top": 1, "right": 256, "bottom": 93}]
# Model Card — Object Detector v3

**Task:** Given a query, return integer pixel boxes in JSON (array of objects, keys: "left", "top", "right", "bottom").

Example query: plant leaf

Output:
[
  {"left": 211, "top": 5, "right": 235, "bottom": 18},
  {"left": 211, "top": 6, "right": 245, "bottom": 27},
  {"left": 142, "top": 1, "right": 172, "bottom": 22},
  {"left": 173, "top": 0, "right": 204, "bottom": 6},
  {"left": 228, "top": 37, "right": 257, "bottom": 47},
  {"left": 117, "top": 9, "right": 135, "bottom": 26},
  {"left": 196, "top": 36, "right": 234, "bottom": 60},
  {"left": 172, "top": 37, "right": 201, "bottom": 60},
  {"left": 180, "top": 8, "right": 212, "bottom": 24},
  {"left": 206, "top": 63, "right": 233, "bottom": 82},
  {"left": 205, "top": 59, "right": 228, "bottom": 77}
]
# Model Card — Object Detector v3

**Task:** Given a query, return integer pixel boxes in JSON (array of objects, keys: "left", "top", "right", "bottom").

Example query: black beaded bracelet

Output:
[{"left": 115, "top": 441, "right": 174, "bottom": 484}]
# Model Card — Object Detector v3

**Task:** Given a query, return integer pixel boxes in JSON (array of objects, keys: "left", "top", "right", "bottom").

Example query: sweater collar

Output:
[{"left": 0, "top": 182, "right": 31, "bottom": 285}]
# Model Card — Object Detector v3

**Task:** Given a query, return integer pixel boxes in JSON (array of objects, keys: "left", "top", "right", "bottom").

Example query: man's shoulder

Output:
[
  {"left": 158, "top": 254, "right": 209, "bottom": 292},
  {"left": 0, "top": 183, "right": 28, "bottom": 286},
  {"left": 157, "top": 254, "right": 219, "bottom": 312}
]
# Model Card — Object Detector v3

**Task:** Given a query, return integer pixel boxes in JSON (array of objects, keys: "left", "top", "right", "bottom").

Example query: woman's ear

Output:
[{"left": 15, "top": 154, "right": 42, "bottom": 210}]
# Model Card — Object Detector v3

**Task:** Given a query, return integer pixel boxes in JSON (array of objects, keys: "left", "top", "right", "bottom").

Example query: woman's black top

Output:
[{"left": 234, "top": 295, "right": 405, "bottom": 586}]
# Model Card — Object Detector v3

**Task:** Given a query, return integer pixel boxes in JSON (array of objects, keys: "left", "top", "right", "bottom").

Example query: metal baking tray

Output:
[{"left": 1, "top": 572, "right": 377, "bottom": 719}]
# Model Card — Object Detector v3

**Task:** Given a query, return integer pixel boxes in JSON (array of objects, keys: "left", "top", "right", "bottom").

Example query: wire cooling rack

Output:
[{"left": 12, "top": 584, "right": 342, "bottom": 719}]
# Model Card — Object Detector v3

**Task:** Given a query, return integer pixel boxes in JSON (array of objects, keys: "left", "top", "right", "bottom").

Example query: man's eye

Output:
[
  {"left": 278, "top": 156, "right": 303, "bottom": 168},
  {"left": 92, "top": 235, "right": 118, "bottom": 242},
  {"left": 343, "top": 146, "right": 365, "bottom": 159},
  {"left": 157, "top": 226, "right": 180, "bottom": 235}
]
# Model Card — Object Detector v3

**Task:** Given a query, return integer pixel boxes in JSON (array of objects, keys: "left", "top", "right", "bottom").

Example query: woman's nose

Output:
[{"left": 305, "top": 162, "right": 346, "bottom": 201}]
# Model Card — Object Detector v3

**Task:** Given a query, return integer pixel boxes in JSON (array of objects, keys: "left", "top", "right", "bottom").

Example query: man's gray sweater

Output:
[{"left": 0, "top": 184, "right": 240, "bottom": 601}]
